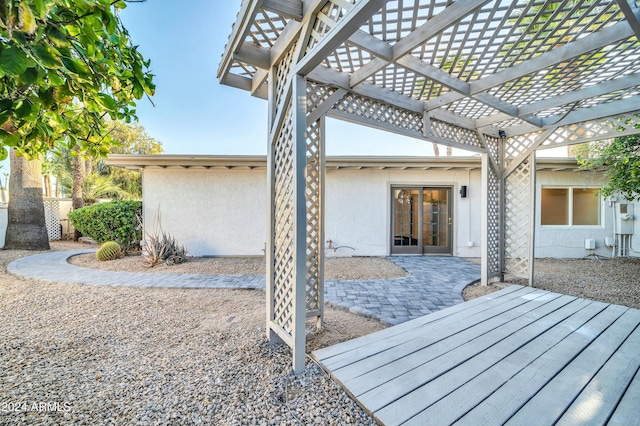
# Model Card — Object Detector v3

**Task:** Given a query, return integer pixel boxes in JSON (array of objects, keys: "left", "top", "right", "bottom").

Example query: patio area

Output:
[{"left": 312, "top": 285, "right": 640, "bottom": 425}]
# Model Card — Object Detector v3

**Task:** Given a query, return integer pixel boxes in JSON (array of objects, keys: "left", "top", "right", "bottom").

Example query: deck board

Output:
[
  {"left": 557, "top": 315, "right": 640, "bottom": 425},
  {"left": 345, "top": 293, "right": 580, "bottom": 399},
  {"left": 312, "top": 285, "right": 640, "bottom": 426},
  {"left": 314, "top": 286, "right": 534, "bottom": 368},
  {"left": 333, "top": 290, "right": 567, "bottom": 384}
]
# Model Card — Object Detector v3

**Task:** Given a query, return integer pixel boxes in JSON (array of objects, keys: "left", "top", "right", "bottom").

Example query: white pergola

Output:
[{"left": 219, "top": 0, "right": 640, "bottom": 373}]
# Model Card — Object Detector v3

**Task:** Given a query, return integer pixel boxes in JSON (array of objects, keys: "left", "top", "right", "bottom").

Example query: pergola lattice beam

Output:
[
  {"left": 542, "top": 96, "right": 640, "bottom": 128},
  {"left": 295, "top": 0, "right": 388, "bottom": 76},
  {"left": 262, "top": 0, "right": 302, "bottom": 20},
  {"left": 308, "top": 65, "right": 505, "bottom": 138},
  {"left": 308, "top": 65, "right": 423, "bottom": 113},
  {"left": 477, "top": 73, "right": 640, "bottom": 128},
  {"left": 217, "top": 0, "right": 264, "bottom": 82},
  {"left": 350, "top": 0, "right": 493, "bottom": 87},
  {"left": 616, "top": 0, "right": 640, "bottom": 39}
]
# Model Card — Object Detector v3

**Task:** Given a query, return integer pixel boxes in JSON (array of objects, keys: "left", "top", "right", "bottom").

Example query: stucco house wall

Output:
[
  {"left": 535, "top": 170, "right": 640, "bottom": 258},
  {"left": 120, "top": 156, "right": 639, "bottom": 259},
  {"left": 324, "top": 168, "right": 482, "bottom": 257},
  {"left": 143, "top": 168, "right": 268, "bottom": 256}
]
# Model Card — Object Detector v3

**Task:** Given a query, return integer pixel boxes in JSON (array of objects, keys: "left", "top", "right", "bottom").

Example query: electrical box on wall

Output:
[
  {"left": 584, "top": 239, "right": 595, "bottom": 250},
  {"left": 616, "top": 203, "right": 635, "bottom": 235}
]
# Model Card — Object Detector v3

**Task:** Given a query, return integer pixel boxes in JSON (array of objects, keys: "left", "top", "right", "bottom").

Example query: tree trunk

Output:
[
  {"left": 5, "top": 149, "right": 50, "bottom": 250},
  {"left": 43, "top": 174, "right": 52, "bottom": 198},
  {"left": 72, "top": 146, "right": 86, "bottom": 240},
  {"left": 446, "top": 146, "right": 452, "bottom": 156},
  {"left": 432, "top": 143, "right": 440, "bottom": 156}
]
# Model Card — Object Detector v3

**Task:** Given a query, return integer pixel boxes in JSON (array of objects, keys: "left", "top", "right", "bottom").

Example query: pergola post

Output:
[
  {"left": 480, "top": 136, "right": 503, "bottom": 286},
  {"left": 266, "top": 47, "right": 324, "bottom": 372},
  {"left": 482, "top": 132, "right": 538, "bottom": 286}
]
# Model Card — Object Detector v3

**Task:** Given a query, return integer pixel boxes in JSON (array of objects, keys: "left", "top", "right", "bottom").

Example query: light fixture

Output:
[
  {"left": 498, "top": 129, "right": 506, "bottom": 138},
  {"left": 460, "top": 185, "right": 468, "bottom": 198}
]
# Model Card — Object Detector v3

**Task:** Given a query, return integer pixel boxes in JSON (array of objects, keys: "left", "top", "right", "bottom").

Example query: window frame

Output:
[{"left": 540, "top": 186, "right": 602, "bottom": 228}]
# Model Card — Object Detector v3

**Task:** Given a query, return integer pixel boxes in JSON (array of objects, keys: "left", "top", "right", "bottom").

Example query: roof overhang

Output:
[{"left": 106, "top": 154, "right": 583, "bottom": 171}]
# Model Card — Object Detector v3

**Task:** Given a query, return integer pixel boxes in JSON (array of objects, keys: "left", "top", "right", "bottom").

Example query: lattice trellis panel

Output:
[
  {"left": 274, "top": 40, "right": 299, "bottom": 117},
  {"left": 43, "top": 199, "right": 61, "bottom": 241},
  {"left": 305, "top": 120, "right": 323, "bottom": 316},
  {"left": 268, "top": 75, "right": 326, "bottom": 371},
  {"left": 504, "top": 132, "right": 539, "bottom": 170},
  {"left": 272, "top": 106, "right": 296, "bottom": 336},
  {"left": 504, "top": 157, "right": 533, "bottom": 279},
  {"left": 333, "top": 92, "right": 423, "bottom": 135},
  {"left": 484, "top": 137, "right": 502, "bottom": 279},
  {"left": 431, "top": 119, "right": 485, "bottom": 150},
  {"left": 306, "top": 81, "right": 338, "bottom": 115},
  {"left": 541, "top": 112, "right": 640, "bottom": 149}
]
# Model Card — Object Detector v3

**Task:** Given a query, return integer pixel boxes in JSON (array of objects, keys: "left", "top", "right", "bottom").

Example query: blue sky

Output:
[{"left": 117, "top": 0, "right": 466, "bottom": 157}]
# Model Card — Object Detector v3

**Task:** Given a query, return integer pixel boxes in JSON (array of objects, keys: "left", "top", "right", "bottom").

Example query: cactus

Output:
[{"left": 96, "top": 241, "right": 122, "bottom": 261}]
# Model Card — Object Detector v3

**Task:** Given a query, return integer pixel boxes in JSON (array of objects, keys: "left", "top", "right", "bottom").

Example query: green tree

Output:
[
  {"left": 44, "top": 120, "right": 162, "bottom": 200},
  {"left": 99, "top": 120, "right": 162, "bottom": 198},
  {"left": 578, "top": 135, "right": 640, "bottom": 201},
  {"left": 0, "top": 0, "right": 154, "bottom": 249},
  {"left": 59, "top": 171, "right": 132, "bottom": 203}
]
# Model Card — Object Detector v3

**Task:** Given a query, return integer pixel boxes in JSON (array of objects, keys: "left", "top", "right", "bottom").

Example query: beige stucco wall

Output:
[
  {"left": 140, "top": 164, "right": 639, "bottom": 259},
  {"left": 142, "top": 166, "right": 484, "bottom": 257},
  {"left": 143, "top": 168, "right": 267, "bottom": 256},
  {"left": 324, "top": 168, "right": 482, "bottom": 257}
]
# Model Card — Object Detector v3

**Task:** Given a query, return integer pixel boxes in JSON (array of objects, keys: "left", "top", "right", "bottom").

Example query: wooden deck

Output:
[{"left": 312, "top": 285, "right": 640, "bottom": 425}]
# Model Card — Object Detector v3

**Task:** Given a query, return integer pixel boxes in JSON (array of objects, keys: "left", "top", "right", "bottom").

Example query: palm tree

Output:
[
  {"left": 4, "top": 149, "right": 50, "bottom": 250},
  {"left": 59, "top": 172, "right": 134, "bottom": 204}
]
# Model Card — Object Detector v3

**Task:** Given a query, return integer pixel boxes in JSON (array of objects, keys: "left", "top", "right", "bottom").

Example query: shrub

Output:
[
  {"left": 69, "top": 200, "right": 142, "bottom": 251},
  {"left": 96, "top": 241, "right": 122, "bottom": 261}
]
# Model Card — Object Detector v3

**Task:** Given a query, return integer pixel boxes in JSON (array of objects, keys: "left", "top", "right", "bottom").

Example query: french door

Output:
[{"left": 391, "top": 187, "right": 452, "bottom": 255}]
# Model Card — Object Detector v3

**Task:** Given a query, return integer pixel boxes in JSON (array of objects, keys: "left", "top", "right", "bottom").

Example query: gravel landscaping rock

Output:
[
  {"left": 70, "top": 252, "right": 409, "bottom": 281},
  {"left": 0, "top": 243, "right": 384, "bottom": 425}
]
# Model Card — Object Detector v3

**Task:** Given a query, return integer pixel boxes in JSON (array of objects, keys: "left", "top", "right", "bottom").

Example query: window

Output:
[{"left": 541, "top": 187, "right": 600, "bottom": 226}]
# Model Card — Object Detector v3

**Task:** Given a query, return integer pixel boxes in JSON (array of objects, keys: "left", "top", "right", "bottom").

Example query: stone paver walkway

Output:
[
  {"left": 326, "top": 256, "right": 481, "bottom": 325},
  {"left": 8, "top": 250, "right": 265, "bottom": 289},
  {"left": 8, "top": 251, "right": 480, "bottom": 325}
]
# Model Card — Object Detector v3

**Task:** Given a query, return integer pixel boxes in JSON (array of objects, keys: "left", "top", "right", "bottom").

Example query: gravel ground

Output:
[
  {"left": 70, "top": 251, "right": 409, "bottom": 281},
  {"left": 0, "top": 243, "right": 385, "bottom": 425}
]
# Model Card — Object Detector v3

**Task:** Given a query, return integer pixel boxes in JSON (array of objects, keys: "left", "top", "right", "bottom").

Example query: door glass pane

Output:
[
  {"left": 423, "top": 189, "right": 448, "bottom": 247},
  {"left": 394, "top": 189, "right": 419, "bottom": 246}
]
